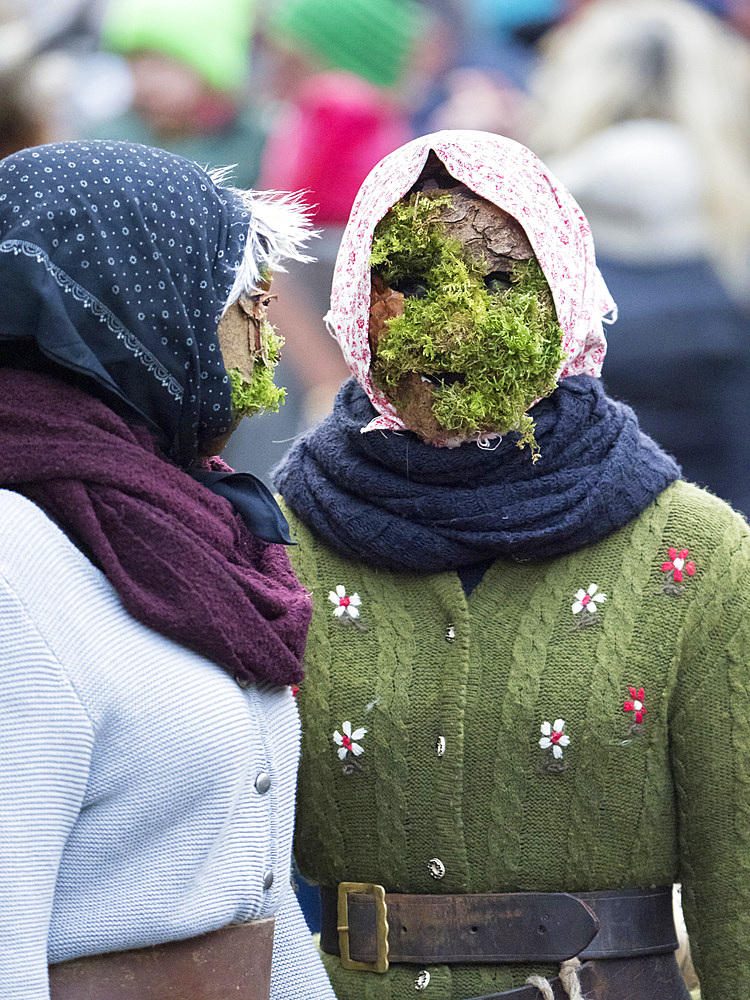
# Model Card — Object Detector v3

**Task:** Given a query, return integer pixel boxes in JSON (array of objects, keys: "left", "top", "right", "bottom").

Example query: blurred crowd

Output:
[{"left": 1, "top": 0, "right": 749, "bottom": 519}]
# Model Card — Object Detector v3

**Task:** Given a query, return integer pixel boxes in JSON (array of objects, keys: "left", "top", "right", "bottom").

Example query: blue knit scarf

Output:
[{"left": 273, "top": 375, "right": 681, "bottom": 570}]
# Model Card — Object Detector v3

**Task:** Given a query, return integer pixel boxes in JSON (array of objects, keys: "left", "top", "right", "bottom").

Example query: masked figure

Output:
[
  {"left": 275, "top": 131, "right": 750, "bottom": 1000},
  {"left": 0, "top": 140, "right": 335, "bottom": 1000}
]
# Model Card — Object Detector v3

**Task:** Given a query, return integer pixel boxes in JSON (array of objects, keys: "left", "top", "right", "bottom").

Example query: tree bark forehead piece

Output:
[
  {"left": 217, "top": 291, "right": 277, "bottom": 379},
  {"left": 431, "top": 187, "right": 534, "bottom": 272}
]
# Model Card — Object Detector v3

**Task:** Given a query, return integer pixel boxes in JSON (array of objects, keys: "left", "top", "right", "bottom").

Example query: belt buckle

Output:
[{"left": 337, "top": 881, "right": 390, "bottom": 973}]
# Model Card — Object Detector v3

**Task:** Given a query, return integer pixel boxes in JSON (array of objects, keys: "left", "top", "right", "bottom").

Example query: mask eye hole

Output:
[
  {"left": 420, "top": 372, "right": 465, "bottom": 387},
  {"left": 484, "top": 271, "right": 512, "bottom": 295},
  {"left": 389, "top": 276, "right": 429, "bottom": 299}
]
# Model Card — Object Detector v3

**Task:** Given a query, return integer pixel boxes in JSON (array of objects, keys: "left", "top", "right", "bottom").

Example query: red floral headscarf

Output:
[{"left": 325, "top": 129, "right": 617, "bottom": 435}]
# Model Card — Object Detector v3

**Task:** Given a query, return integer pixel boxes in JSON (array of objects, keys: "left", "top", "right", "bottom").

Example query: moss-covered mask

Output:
[
  {"left": 198, "top": 278, "right": 285, "bottom": 456},
  {"left": 369, "top": 185, "right": 565, "bottom": 452},
  {"left": 219, "top": 277, "right": 285, "bottom": 415}
]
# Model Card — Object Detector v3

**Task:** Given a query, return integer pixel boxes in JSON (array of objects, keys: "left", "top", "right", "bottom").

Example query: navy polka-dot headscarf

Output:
[{"left": 0, "top": 141, "right": 265, "bottom": 465}]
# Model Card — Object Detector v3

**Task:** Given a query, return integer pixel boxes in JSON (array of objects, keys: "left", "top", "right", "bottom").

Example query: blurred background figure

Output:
[
  {"left": 258, "top": 0, "right": 460, "bottom": 221},
  {"left": 417, "top": 0, "right": 554, "bottom": 139},
  {"left": 0, "top": 23, "right": 48, "bottom": 159},
  {"left": 92, "top": 0, "right": 264, "bottom": 188},
  {"left": 728, "top": 0, "right": 750, "bottom": 39},
  {"left": 0, "top": 0, "right": 122, "bottom": 151},
  {"left": 224, "top": 0, "right": 442, "bottom": 479},
  {"left": 525, "top": 0, "right": 750, "bottom": 516}
]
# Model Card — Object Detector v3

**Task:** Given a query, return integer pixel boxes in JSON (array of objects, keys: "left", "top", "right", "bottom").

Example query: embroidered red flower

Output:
[
  {"left": 333, "top": 721, "right": 367, "bottom": 759},
  {"left": 661, "top": 548, "right": 696, "bottom": 583},
  {"left": 572, "top": 583, "right": 607, "bottom": 615},
  {"left": 328, "top": 585, "right": 362, "bottom": 619},
  {"left": 623, "top": 687, "right": 647, "bottom": 724},
  {"left": 539, "top": 719, "right": 570, "bottom": 759}
]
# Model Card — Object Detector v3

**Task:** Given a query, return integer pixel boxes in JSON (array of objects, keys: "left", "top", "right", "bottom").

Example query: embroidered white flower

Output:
[
  {"left": 328, "top": 584, "right": 362, "bottom": 618},
  {"left": 333, "top": 721, "right": 367, "bottom": 759},
  {"left": 571, "top": 584, "right": 607, "bottom": 615},
  {"left": 539, "top": 719, "right": 570, "bottom": 759}
]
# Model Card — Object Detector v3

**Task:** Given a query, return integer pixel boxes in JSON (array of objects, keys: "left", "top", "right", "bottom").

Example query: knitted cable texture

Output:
[
  {"left": 620, "top": 492, "right": 674, "bottom": 870},
  {"left": 285, "top": 482, "right": 750, "bottom": 1000},
  {"left": 669, "top": 503, "right": 750, "bottom": 1000},
  {"left": 487, "top": 560, "right": 564, "bottom": 887},
  {"left": 371, "top": 582, "right": 413, "bottom": 891},
  {"left": 291, "top": 523, "right": 345, "bottom": 887},
  {"left": 566, "top": 498, "right": 664, "bottom": 881},
  {"left": 727, "top": 614, "right": 750, "bottom": 971}
]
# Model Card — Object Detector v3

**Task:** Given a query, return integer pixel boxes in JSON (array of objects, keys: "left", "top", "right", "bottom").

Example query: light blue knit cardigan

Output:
[{"left": 0, "top": 489, "right": 335, "bottom": 1000}]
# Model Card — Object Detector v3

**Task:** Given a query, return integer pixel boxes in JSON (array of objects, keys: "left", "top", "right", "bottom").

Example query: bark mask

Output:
[
  {"left": 368, "top": 162, "right": 564, "bottom": 451},
  {"left": 217, "top": 275, "right": 285, "bottom": 419},
  {"left": 198, "top": 278, "right": 284, "bottom": 456}
]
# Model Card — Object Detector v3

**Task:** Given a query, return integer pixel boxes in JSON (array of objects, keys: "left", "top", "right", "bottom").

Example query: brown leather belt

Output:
[
  {"left": 465, "top": 954, "right": 692, "bottom": 1000},
  {"left": 320, "top": 885, "right": 677, "bottom": 972},
  {"left": 48, "top": 917, "right": 275, "bottom": 1000}
]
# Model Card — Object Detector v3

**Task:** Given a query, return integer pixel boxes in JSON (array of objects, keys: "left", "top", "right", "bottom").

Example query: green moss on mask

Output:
[
  {"left": 370, "top": 191, "right": 453, "bottom": 286},
  {"left": 228, "top": 319, "right": 286, "bottom": 418},
  {"left": 370, "top": 193, "right": 565, "bottom": 454}
]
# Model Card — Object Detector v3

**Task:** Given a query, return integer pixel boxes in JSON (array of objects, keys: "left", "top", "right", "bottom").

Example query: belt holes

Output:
[
  {"left": 538, "top": 924, "right": 547, "bottom": 934},
  {"left": 470, "top": 925, "right": 478, "bottom": 934},
  {"left": 401, "top": 925, "right": 408, "bottom": 934}
]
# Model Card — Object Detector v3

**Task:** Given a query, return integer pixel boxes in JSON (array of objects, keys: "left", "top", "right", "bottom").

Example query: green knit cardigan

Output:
[{"left": 283, "top": 481, "right": 750, "bottom": 1000}]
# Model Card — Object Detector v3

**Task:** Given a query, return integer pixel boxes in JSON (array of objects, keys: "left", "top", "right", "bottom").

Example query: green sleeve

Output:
[{"left": 671, "top": 517, "right": 750, "bottom": 1000}]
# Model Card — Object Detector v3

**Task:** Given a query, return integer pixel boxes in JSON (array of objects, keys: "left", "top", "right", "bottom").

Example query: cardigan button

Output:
[
  {"left": 436, "top": 736, "right": 446, "bottom": 758},
  {"left": 255, "top": 771, "right": 271, "bottom": 794},
  {"left": 415, "top": 970, "right": 431, "bottom": 990},
  {"left": 427, "top": 858, "right": 445, "bottom": 879},
  {"left": 263, "top": 869, "right": 274, "bottom": 890},
  {"left": 445, "top": 624, "right": 456, "bottom": 643}
]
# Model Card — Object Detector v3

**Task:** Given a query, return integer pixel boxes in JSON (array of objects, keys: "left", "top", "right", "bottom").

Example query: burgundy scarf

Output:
[{"left": 0, "top": 369, "right": 310, "bottom": 687}]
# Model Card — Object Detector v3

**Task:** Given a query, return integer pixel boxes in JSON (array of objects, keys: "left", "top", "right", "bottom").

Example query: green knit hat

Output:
[
  {"left": 269, "top": 0, "right": 424, "bottom": 89},
  {"left": 102, "top": 0, "right": 255, "bottom": 93}
]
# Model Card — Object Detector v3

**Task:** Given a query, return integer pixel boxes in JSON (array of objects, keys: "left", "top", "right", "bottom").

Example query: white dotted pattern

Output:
[{"left": 0, "top": 141, "right": 255, "bottom": 459}]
